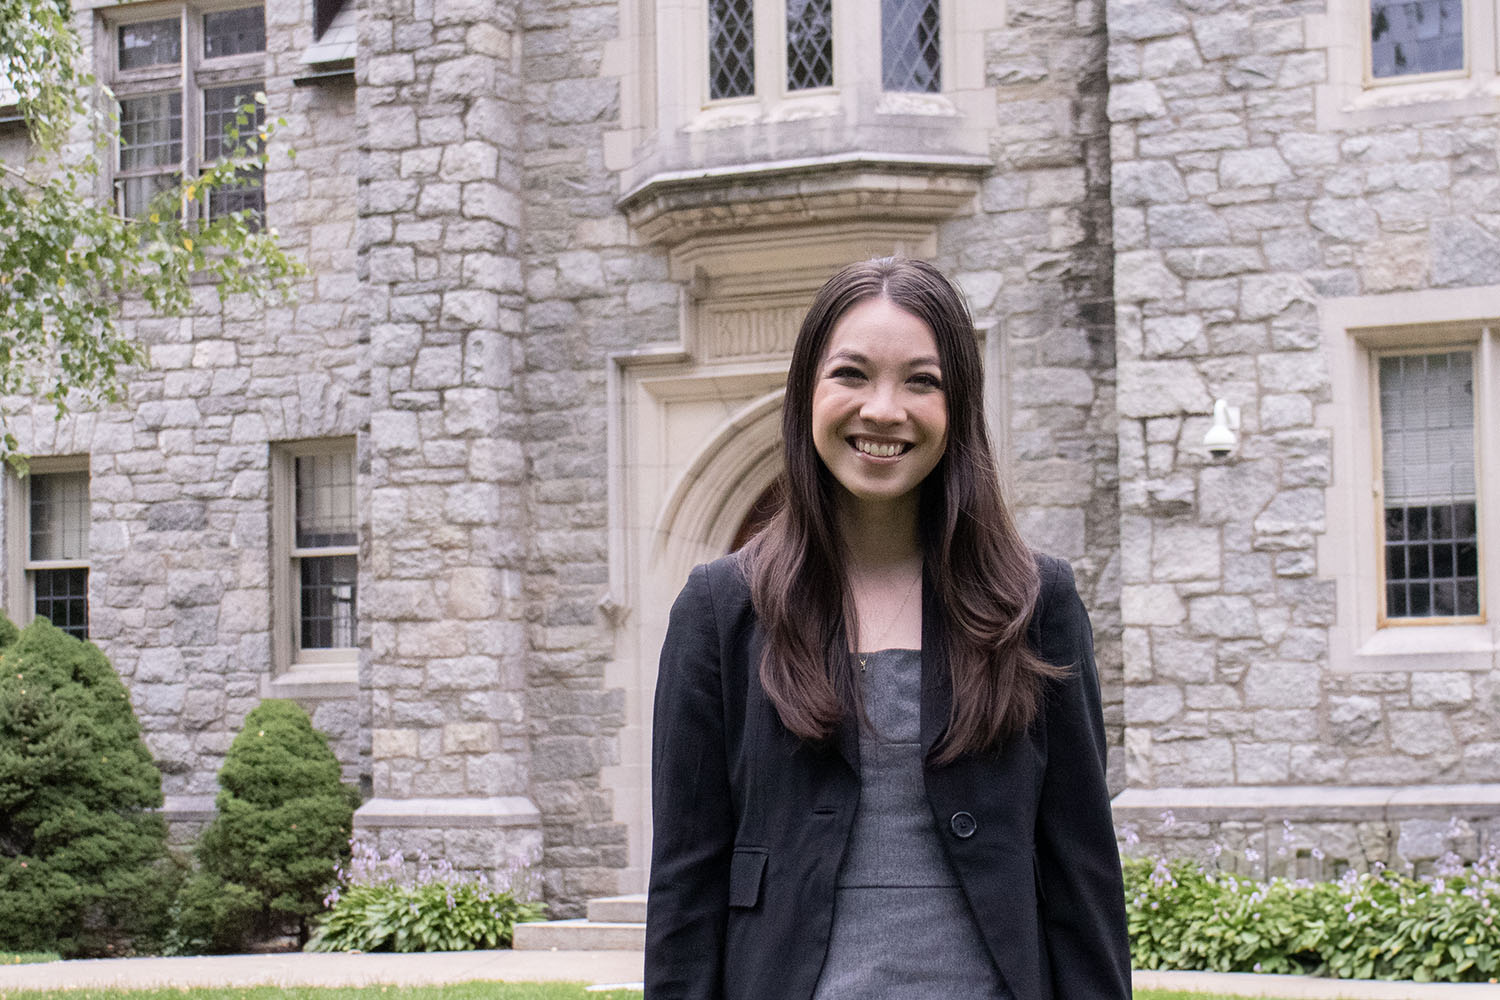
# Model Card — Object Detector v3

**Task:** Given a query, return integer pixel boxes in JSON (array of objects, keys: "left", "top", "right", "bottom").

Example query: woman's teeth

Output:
[{"left": 854, "top": 439, "right": 904, "bottom": 458}]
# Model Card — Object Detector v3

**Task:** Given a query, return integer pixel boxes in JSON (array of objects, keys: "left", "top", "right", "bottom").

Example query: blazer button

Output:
[{"left": 950, "top": 811, "right": 977, "bottom": 839}]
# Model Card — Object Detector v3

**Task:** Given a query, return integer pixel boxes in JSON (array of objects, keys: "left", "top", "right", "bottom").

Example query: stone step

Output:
[
  {"left": 587, "top": 893, "right": 647, "bottom": 924},
  {"left": 512, "top": 918, "right": 646, "bottom": 952}
]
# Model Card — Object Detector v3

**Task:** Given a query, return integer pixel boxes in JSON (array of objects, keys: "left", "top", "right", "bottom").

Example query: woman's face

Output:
[{"left": 811, "top": 296, "right": 948, "bottom": 511}]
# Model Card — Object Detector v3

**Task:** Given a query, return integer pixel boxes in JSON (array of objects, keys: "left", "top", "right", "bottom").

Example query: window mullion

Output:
[{"left": 181, "top": 5, "right": 197, "bottom": 217}]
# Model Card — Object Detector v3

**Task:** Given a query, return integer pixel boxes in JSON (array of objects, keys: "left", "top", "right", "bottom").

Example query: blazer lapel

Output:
[{"left": 919, "top": 574, "right": 951, "bottom": 758}]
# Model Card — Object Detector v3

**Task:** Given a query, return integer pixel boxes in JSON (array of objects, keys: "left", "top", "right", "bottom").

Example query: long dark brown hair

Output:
[{"left": 745, "top": 257, "right": 1063, "bottom": 764}]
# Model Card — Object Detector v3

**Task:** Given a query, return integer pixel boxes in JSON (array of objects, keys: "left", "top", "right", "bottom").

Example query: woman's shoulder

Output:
[
  {"left": 1032, "top": 551, "right": 1078, "bottom": 603},
  {"left": 674, "top": 551, "right": 754, "bottom": 614}
]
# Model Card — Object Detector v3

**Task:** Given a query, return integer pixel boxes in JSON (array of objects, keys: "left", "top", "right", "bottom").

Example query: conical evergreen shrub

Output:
[
  {"left": 0, "top": 614, "right": 171, "bottom": 956},
  {"left": 190, "top": 699, "right": 360, "bottom": 948}
]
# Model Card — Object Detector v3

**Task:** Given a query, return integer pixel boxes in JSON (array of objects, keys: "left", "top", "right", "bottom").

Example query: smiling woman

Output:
[{"left": 646, "top": 257, "right": 1131, "bottom": 1000}]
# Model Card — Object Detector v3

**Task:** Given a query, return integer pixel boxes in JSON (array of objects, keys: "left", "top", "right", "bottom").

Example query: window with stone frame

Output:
[
  {"left": 21, "top": 464, "right": 91, "bottom": 640},
  {"left": 271, "top": 440, "right": 358, "bottom": 670},
  {"left": 105, "top": 3, "right": 266, "bottom": 224},
  {"left": 1375, "top": 348, "right": 1482, "bottom": 623},
  {"left": 708, "top": 0, "right": 835, "bottom": 101}
]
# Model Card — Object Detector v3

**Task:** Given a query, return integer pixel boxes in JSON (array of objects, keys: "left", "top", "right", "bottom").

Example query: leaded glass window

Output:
[
  {"left": 787, "top": 0, "right": 833, "bottom": 91},
  {"left": 202, "top": 84, "right": 266, "bottom": 221},
  {"left": 203, "top": 7, "right": 266, "bottom": 59},
  {"left": 882, "top": 0, "right": 940, "bottom": 92},
  {"left": 116, "top": 92, "right": 183, "bottom": 218},
  {"left": 1378, "top": 350, "right": 1480, "bottom": 620},
  {"left": 28, "top": 470, "right": 90, "bottom": 640},
  {"left": 710, "top": 0, "right": 755, "bottom": 99},
  {"left": 1370, "top": 0, "right": 1463, "bottom": 78},
  {"left": 118, "top": 18, "right": 181, "bottom": 72},
  {"left": 293, "top": 451, "right": 357, "bottom": 650}
]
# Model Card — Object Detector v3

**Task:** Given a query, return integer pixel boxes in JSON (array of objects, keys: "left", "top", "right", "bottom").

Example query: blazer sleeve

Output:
[
  {"left": 645, "top": 563, "right": 733, "bottom": 1000},
  {"left": 1033, "top": 557, "right": 1133, "bottom": 999}
]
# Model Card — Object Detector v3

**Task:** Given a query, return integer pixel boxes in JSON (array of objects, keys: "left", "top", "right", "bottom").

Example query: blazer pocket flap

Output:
[{"left": 728, "top": 848, "right": 768, "bottom": 909}]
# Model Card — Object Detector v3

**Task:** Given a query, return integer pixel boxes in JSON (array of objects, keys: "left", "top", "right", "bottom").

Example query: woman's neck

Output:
[{"left": 836, "top": 493, "right": 922, "bottom": 572}]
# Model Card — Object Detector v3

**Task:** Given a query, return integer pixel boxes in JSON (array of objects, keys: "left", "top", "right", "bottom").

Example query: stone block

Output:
[
  {"left": 1431, "top": 218, "right": 1500, "bottom": 287},
  {"left": 442, "top": 722, "right": 496, "bottom": 753},
  {"left": 440, "top": 142, "right": 500, "bottom": 183},
  {"left": 1113, "top": 161, "right": 1188, "bottom": 205},
  {"left": 447, "top": 566, "right": 504, "bottom": 619},
  {"left": 1309, "top": 198, "right": 1378, "bottom": 242},
  {"left": 1193, "top": 11, "right": 1252, "bottom": 59},
  {"left": 1187, "top": 595, "right": 1258, "bottom": 638},
  {"left": 1152, "top": 524, "right": 1221, "bottom": 581},
  {"left": 431, "top": 56, "right": 498, "bottom": 101},
  {"left": 1358, "top": 235, "right": 1427, "bottom": 293},
  {"left": 1151, "top": 737, "right": 1235, "bottom": 785},
  {"left": 1219, "top": 148, "right": 1291, "bottom": 187},
  {"left": 1117, "top": 360, "right": 1211, "bottom": 417},
  {"left": 1240, "top": 273, "right": 1314, "bottom": 320},
  {"left": 1242, "top": 661, "right": 1318, "bottom": 709},
  {"left": 1235, "top": 742, "right": 1290, "bottom": 783},
  {"left": 1109, "top": 0, "right": 1190, "bottom": 40},
  {"left": 1127, "top": 684, "right": 1184, "bottom": 724},
  {"left": 1389, "top": 712, "right": 1457, "bottom": 757},
  {"left": 1142, "top": 314, "right": 1207, "bottom": 356},
  {"left": 1253, "top": 488, "right": 1325, "bottom": 537},
  {"left": 1108, "top": 82, "right": 1167, "bottom": 121},
  {"left": 1122, "top": 584, "right": 1186, "bottom": 626},
  {"left": 1410, "top": 672, "right": 1473, "bottom": 709},
  {"left": 372, "top": 728, "right": 420, "bottom": 759},
  {"left": 427, "top": 655, "right": 501, "bottom": 690}
]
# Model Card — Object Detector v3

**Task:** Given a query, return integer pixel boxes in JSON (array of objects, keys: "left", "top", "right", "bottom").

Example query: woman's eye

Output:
[
  {"left": 910, "top": 373, "right": 943, "bottom": 390},
  {"left": 829, "top": 366, "right": 865, "bottom": 381}
]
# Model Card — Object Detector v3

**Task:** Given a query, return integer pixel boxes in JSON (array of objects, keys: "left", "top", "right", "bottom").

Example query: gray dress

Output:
[{"left": 811, "top": 648, "right": 1010, "bottom": 999}]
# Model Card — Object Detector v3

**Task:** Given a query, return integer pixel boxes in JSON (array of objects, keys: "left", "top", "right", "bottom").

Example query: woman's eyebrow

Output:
[{"left": 823, "top": 349, "right": 942, "bottom": 368}]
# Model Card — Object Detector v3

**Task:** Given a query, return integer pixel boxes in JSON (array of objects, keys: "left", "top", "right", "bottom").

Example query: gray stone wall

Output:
[
  {"left": 942, "top": 0, "right": 1124, "bottom": 788},
  {"left": 519, "top": 0, "right": 647, "bottom": 911},
  {"left": 355, "top": 0, "right": 545, "bottom": 876},
  {"left": 1, "top": 0, "right": 365, "bottom": 804},
  {"left": 1106, "top": 0, "right": 1499, "bottom": 789}
]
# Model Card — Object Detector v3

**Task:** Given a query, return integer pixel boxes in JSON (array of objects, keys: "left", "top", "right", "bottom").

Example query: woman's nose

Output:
[{"left": 859, "top": 381, "right": 906, "bottom": 423}]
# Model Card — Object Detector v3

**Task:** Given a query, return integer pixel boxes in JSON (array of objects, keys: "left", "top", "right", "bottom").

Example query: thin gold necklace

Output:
[{"left": 856, "top": 568, "right": 922, "bottom": 672}]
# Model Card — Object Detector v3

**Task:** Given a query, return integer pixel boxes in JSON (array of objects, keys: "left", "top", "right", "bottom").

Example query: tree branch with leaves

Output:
[{"left": 0, "top": 0, "right": 303, "bottom": 466}]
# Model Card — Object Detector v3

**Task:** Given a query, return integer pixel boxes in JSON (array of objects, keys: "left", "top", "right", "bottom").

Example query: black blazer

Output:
[{"left": 646, "top": 552, "right": 1131, "bottom": 1000}]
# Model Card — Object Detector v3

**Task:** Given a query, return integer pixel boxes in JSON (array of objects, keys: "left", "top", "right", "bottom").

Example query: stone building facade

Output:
[{"left": 0, "top": 0, "right": 1496, "bottom": 911}]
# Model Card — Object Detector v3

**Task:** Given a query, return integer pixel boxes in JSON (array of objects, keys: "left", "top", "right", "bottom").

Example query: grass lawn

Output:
[
  {"left": 0, "top": 986, "right": 638, "bottom": 1000},
  {"left": 0, "top": 987, "right": 1273, "bottom": 1000},
  {"left": 0, "top": 957, "right": 59, "bottom": 967}
]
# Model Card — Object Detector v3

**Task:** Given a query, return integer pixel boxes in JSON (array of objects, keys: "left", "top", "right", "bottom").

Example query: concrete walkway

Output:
[{"left": 3, "top": 953, "right": 1500, "bottom": 997}]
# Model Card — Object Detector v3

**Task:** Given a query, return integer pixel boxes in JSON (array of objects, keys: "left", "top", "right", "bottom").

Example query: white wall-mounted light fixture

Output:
[{"left": 1203, "top": 398, "right": 1241, "bottom": 459}]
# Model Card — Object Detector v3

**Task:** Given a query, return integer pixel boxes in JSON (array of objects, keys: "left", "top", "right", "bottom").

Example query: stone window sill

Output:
[
  {"left": 1347, "top": 623, "right": 1497, "bottom": 673},
  {"left": 268, "top": 662, "right": 358, "bottom": 699}
]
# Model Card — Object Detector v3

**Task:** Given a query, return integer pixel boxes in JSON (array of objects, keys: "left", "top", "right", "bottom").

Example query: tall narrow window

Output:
[
  {"left": 1377, "top": 350, "right": 1480, "bottom": 620},
  {"left": 26, "top": 469, "right": 90, "bottom": 639},
  {"left": 293, "top": 450, "right": 358, "bottom": 651},
  {"left": 786, "top": 0, "right": 833, "bottom": 91},
  {"left": 709, "top": 0, "right": 756, "bottom": 99},
  {"left": 1369, "top": 0, "right": 1464, "bottom": 78},
  {"left": 882, "top": 0, "right": 939, "bottom": 92}
]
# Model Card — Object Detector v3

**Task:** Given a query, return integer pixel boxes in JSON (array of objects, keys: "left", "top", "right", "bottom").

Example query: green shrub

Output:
[
  {"left": 306, "top": 841, "right": 546, "bottom": 953},
  {"left": 0, "top": 615, "right": 172, "bottom": 956},
  {"left": 184, "top": 699, "right": 360, "bottom": 950},
  {"left": 1125, "top": 852, "right": 1500, "bottom": 982}
]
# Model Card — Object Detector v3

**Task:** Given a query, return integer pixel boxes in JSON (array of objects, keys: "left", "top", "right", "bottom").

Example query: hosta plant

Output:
[{"left": 306, "top": 840, "right": 546, "bottom": 953}]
